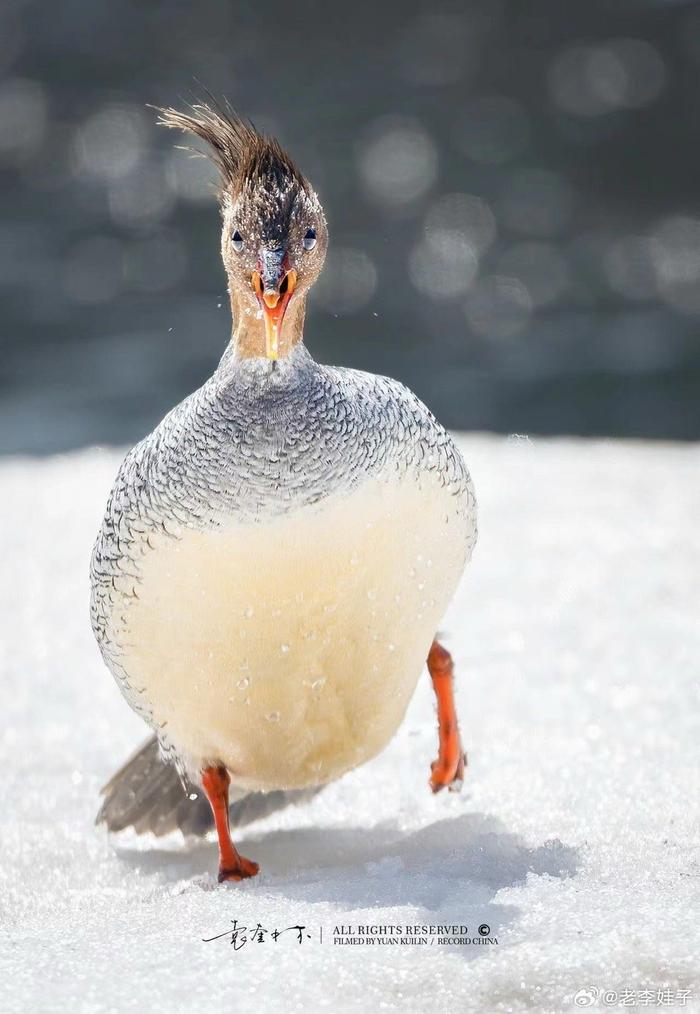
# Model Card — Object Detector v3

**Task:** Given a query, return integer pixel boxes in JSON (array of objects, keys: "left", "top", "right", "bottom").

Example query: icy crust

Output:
[{"left": 1, "top": 436, "right": 699, "bottom": 1013}]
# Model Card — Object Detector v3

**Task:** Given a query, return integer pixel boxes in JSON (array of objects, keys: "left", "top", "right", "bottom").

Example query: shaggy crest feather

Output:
[{"left": 153, "top": 97, "right": 308, "bottom": 199}]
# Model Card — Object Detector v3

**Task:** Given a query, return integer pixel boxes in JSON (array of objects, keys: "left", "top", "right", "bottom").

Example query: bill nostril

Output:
[{"left": 279, "top": 274, "right": 289, "bottom": 296}]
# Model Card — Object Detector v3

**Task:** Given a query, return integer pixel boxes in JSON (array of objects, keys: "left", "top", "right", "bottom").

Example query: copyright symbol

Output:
[
  {"left": 574, "top": 987, "right": 599, "bottom": 1007},
  {"left": 478, "top": 924, "right": 490, "bottom": 936}
]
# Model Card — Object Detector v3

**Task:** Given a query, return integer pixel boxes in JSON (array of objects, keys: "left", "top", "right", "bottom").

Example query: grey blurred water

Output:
[{"left": 2, "top": 0, "right": 700, "bottom": 453}]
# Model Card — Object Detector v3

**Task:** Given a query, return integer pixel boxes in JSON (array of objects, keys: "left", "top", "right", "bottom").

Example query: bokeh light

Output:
[
  {"left": 603, "top": 236, "right": 658, "bottom": 301},
  {"left": 497, "top": 242, "right": 570, "bottom": 307},
  {"left": 2, "top": 0, "right": 700, "bottom": 450},
  {"left": 549, "top": 39, "right": 666, "bottom": 117},
  {"left": 0, "top": 78, "right": 46, "bottom": 166},
  {"left": 357, "top": 117, "right": 438, "bottom": 209},
  {"left": 408, "top": 230, "right": 478, "bottom": 300},
  {"left": 73, "top": 103, "right": 147, "bottom": 180},
  {"left": 312, "top": 247, "right": 377, "bottom": 315},
  {"left": 650, "top": 215, "right": 700, "bottom": 314},
  {"left": 108, "top": 161, "right": 174, "bottom": 230},
  {"left": 464, "top": 276, "right": 533, "bottom": 339},
  {"left": 425, "top": 193, "right": 497, "bottom": 255}
]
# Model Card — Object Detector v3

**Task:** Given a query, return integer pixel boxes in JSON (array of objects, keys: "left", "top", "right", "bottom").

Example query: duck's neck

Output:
[{"left": 228, "top": 287, "right": 307, "bottom": 360}]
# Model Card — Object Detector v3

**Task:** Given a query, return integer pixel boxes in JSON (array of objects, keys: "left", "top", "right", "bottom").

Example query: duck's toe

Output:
[
  {"left": 218, "top": 855, "right": 260, "bottom": 882},
  {"left": 429, "top": 749, "right": 467, "bottom": 793}
]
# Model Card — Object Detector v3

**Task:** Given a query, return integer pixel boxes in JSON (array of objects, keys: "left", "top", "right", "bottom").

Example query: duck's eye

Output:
[
  {"left": 303, "top": 228, "right": 317, "bottom": 252},
  {"left": 231, "top": 230, "right": 244, "bottom": 253}
]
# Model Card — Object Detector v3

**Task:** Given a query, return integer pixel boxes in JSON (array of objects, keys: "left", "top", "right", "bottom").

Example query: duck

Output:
[{"left": 91, "top": 98, "right": 478, "bottom": 882}]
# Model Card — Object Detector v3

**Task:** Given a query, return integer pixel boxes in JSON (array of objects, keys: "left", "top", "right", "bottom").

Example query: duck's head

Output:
[{"left": 155, "top": 99, "right": 327, "bottom": 359}]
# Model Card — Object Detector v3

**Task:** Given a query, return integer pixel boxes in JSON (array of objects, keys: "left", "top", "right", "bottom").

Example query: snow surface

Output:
[{"left": 1, "top": 435, "right": 699, "bottom": 1013}]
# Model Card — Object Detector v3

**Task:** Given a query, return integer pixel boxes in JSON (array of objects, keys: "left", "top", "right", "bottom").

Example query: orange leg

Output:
[
  {"left": 201, "top": 766, "right": 260, "bottom": 883},
  {"left": 427, "top": 639, "right": 466, "bottom": 792}
]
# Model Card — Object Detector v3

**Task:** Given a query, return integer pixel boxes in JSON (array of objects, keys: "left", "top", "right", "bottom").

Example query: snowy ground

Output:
[{"left": 1, "top": 435, "right": 699, "bottom": 1013}]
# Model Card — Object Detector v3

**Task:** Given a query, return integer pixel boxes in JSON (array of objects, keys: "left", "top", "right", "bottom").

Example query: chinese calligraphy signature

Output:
[{"left": 203, "top": 919, "right": 313, "bottom": 950}]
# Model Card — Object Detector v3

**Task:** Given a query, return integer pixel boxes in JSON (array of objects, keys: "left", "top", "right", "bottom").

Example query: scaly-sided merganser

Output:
[{"left": 91, "top": 99, "right": 478, "bottom": 882}]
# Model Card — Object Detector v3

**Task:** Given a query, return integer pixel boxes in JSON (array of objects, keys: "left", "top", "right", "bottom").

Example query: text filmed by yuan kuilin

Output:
[{"left": 333, "top": 924, "right": 497, "bottom": 946}]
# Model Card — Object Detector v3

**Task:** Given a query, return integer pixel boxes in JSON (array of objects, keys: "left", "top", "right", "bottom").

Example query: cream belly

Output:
[{"left": 114, "top": 471, "right": 471, "bottom": 790}]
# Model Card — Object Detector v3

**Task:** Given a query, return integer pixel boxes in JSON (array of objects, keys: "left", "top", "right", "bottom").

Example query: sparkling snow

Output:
[{"left": 1, "top": 436, "right": 698, "bottom": 1013}]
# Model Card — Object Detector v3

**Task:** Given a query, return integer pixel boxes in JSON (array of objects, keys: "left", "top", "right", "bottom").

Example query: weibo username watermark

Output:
[{"left": 573, "top": 987, "right": 693, "bottom": 1007}]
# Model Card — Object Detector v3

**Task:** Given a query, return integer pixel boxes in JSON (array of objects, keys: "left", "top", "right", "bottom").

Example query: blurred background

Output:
[{"left": 2, "top": 0, "right": 700, "bottom": 453}]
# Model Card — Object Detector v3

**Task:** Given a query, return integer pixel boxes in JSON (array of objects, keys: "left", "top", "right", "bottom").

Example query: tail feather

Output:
[{"left": 96, "top": 735, "right": 324, "bottom": 838}]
